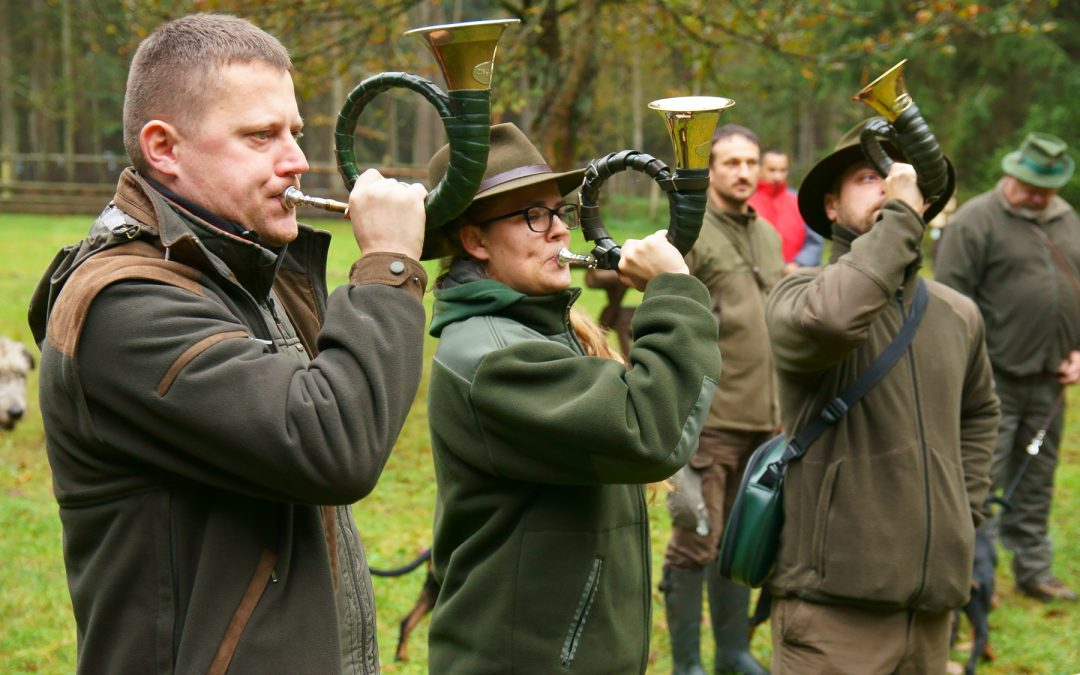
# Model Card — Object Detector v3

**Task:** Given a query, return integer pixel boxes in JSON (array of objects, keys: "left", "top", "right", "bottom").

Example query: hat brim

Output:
[
  {"left": 471, "top": 166, "right": 585, "bottom": 204},
  {"left": 798, "top": 144, "right": 956, "bottom": 239},
  {"left": 420, "top": 167, "right": 586, "bottom": 260},
  {"left": 1001, "top": 151, "right": 1075, "bottom": 189}
]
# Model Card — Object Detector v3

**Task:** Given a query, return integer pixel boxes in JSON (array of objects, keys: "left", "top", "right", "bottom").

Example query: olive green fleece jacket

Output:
[
  {"left": 934, "top": 179, "right": 1080, "bottom": 377},
  {"left": 28, "top": 170, "right": 426, "bottom": 674},
  {"left": 426, "top": 273, "right": 720, "bottom": 674},
  {"left": 685, "top": 200, "right": 784, "bottom": 432},
  {"left": 765, "top": 200, "right": 1000, "bottom": 612}
]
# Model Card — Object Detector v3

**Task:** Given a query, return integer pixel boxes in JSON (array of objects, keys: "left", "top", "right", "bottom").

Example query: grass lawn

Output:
[{"left": 1, "top": 207, "right": 1078, "bottom": 673}]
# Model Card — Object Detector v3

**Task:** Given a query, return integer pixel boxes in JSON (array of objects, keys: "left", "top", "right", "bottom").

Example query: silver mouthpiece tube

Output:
[
  {"left": 280, "top": 187, "right": 349, "bottom": 217},
  {"left": 556, "top": 247, "right": 597, "bottom": 269}
]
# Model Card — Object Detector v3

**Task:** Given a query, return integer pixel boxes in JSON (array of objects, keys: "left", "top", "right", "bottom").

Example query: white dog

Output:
[{"left": 0, "top": 337, "right": 35, "bottom": 431}]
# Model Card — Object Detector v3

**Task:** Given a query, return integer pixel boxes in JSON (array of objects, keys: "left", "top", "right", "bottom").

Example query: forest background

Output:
[
  {"left": 1, "top": 0, "right": 1077, "bottom": 205},
  {"left": 2, "top": 0, "right": 1080, "bottom": 673}
]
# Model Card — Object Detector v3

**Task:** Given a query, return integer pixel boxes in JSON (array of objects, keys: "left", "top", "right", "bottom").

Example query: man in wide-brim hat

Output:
[
  {"left": 763, "top": 118, "right": 1000, "bottom": 673},
  {"left": 936, "top": 131, "right": 1080, "bottom": 604}
]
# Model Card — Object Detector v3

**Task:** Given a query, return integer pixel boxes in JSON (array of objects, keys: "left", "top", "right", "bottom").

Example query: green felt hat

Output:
[{"left": 1001, "top": 132, "right": 1074, "bottom": 189}]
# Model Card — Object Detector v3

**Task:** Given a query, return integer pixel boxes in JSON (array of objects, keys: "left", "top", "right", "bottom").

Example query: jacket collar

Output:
[
  {"left": 706, "top": 196, "right": 757, "bottom": 227},
  {"left": 430, "top": 272, "right": 580, "bottom": 338},
  {"left": 755, "top": 180, "right": 789, "bottom": 198},
  {"left": 113, "top": 169, "right": 305, "bottom": 301},
  {"left": 993, "top": 178, "right": 1073, "bottom": 224},
  {"left": 829, "top": 220, "right": 923, "bottom": 297}
]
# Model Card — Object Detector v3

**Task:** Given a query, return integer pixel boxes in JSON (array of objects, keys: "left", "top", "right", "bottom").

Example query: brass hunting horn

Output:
[
  {"left": 557, "top": 96, "right": 734, "bottom": 270},
  {"left": 852, "top": 59, "right": 949, "bottom": 206},
  {"left": 281, "top": 18, "right": 518, "bottom": 258}
]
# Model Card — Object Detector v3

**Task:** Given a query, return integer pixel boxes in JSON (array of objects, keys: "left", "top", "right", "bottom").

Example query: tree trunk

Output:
[
  {"left": 61, "top": 0, "right": 76, "bottom": 180},
  {"left": 387, "top": 95, "right": 398, "bottom": 165},
  {"left": 410, "top": 0, "right": 442, "bottom": 174},
  {"left": 631, "top": 37, "right": 645, "bottom": 198},
  {"left": 537, "top": 0, "right": 600, "bottom": 170},
  {"left": 0, "top": 0, "right": 14, "bottom": 194}
]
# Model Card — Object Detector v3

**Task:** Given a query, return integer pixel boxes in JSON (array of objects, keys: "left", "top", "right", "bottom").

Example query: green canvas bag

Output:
[{"left": 718, "top": 279, "right": 929, "bottom": 588}]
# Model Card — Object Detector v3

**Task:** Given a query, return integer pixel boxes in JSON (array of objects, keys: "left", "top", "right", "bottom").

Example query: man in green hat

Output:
[
  {"left": 935, "top": 132, "right": 1080, "bottom": 603},
  {"left": 765, "top": 119, "right": 999, "bottom": 672}
]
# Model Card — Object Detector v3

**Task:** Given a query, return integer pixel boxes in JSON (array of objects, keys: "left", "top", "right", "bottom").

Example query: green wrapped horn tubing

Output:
[
  {"left": 578, "top": 151, "right": 708, "bottom": 270},
  {"left": 334, "top": 73, "right": 491, "bottom": 234}
]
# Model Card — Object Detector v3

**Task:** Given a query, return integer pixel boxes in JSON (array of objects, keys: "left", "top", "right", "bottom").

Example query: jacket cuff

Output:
[
  {"left": 643, "top": 272, "right": 711, "bottom": 308},
  {"left": 349, "top": 253, "right": 428, "bottom": 302}
]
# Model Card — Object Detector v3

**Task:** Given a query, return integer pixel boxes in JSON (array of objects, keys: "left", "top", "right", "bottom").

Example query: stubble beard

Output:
[{"left": 715, "top": 185, "right": 752, "bottom": 212}]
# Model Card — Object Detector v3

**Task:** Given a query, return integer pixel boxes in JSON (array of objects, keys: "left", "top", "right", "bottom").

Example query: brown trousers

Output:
[
  {"left": 770, "top": 598, "right": 951, "bottom": 674},
  {"left": 664, "top": 428, "right": 771, "bottom": 568}
]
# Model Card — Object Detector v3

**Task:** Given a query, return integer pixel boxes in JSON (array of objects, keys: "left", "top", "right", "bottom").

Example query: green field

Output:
[{"left": 1, "top": 209, "right": 1078, "bottom": 673}]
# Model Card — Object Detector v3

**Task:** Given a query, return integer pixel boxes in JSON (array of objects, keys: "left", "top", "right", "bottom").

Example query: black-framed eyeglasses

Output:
[{"left": 477, "top": 203, "right": 580, "bottom": 233}]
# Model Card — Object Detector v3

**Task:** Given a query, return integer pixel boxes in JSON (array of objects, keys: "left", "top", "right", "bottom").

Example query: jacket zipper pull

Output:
[{"left": 267, "top": 296, "right": 289, "bottom": 339}]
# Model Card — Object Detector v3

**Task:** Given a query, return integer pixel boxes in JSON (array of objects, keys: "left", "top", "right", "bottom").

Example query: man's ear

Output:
[
  {"left": 459, "top": 224, "right": 491, "bottom": 262},
  {"left": 824, "top": 192, "right": 839, "bottom": 223},
  {"left": 140, "top": 120, "right": 182, "bottom": 178}
]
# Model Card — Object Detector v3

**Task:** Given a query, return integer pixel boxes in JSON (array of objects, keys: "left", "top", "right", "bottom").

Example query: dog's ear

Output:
[{"left": 21, "top": 344, "right": 36, "bottom": 371}]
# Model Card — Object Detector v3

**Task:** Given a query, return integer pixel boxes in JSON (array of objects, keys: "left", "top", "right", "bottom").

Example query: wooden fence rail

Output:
[{"left": 0, "top": 153, "right": 427, "bottom": 216}]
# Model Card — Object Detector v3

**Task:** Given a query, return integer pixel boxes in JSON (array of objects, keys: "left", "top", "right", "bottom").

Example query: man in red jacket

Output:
[{"left": 749, "top": 149, "right": 823, "bottom": 273}]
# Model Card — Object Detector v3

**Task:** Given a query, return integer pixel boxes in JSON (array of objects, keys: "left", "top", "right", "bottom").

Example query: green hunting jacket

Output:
[
  {"left": 765, "top": 200, "right": 1000, "bottom": 612},
  {"left": 934, "top": 179, "right": 1080, "bottom": 377},
  {"left": 426, "top": 271, "right": 720, "bottom": 674},
  {"left": 28, "top": 169, "right": 426, "bottom": 674},
  {"left": 685, "top": 200, "right": 784, "bottom": 432}
]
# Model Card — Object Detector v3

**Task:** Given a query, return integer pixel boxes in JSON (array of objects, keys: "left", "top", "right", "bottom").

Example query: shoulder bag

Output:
[{"left": 718, "top": 278, "right": 929, "bottom": 587}]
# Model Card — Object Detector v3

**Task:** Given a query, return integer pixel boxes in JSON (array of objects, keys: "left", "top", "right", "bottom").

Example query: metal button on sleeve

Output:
[{"left": 389, "top": 260, "right": 406, "bottom": 275}]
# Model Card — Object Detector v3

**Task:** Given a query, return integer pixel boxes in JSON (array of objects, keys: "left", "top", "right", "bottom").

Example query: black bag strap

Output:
[{"left": 762, "top": 278, "right": 930, "bottom": 486}]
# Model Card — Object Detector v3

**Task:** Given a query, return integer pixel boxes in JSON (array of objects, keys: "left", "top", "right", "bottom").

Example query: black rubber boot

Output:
[
  {"left": 706, "top": 565, "right": 769, "bottom": 675},
  {"left": 661, "top": 565, "right": 708, "bottom": 675}
]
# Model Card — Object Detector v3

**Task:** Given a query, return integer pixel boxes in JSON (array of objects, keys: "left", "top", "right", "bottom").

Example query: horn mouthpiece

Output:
[
  {"left": 557, "top": 248, "right": 597, "bottom": 269},
  {"left": 280, "top": 187, "right": 349, "bottom": 217}
]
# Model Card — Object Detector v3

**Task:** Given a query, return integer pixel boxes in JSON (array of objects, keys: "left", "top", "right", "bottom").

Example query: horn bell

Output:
[
  {"left": 648, "top": 96, "right": 736, "bottom": 171},
  {"left": 853, "top": 59, "right": 912, "bottom": 122},
  {"left": 405, "top": 18, "right": 520, "bottom": 91}
]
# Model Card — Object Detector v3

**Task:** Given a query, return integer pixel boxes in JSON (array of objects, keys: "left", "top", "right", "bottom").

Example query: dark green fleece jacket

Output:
[
  {"left": 765, "top": 200, "right": 1000, "bottom": 613},
  {"left": 426, "top": 272, "right": 720, "bottom": 674},
  {"left": 28, "top": 170, "right": 426, "bottom": 674}
]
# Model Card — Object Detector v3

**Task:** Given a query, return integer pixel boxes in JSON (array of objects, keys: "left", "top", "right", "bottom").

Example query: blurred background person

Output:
[
  {"left": 749, "top": 148, "right": 824, "bottom": 273},
  {"left": 935, "top": 132, "right": 1080, "bottom": 603},
  {"left": 662, "top": 123, "right": 781, "bottom": 675}
]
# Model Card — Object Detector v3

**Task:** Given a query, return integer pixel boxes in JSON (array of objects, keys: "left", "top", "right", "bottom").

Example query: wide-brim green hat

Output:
[
  {"left": 798, "top": 117, "right": 956, "bottom": 239},
  {"left": 423, "top": 122, "right": 585, "bottom": 259},
  {"left": 1001, "top": 132, "right": 1074, "bottom": 189}
]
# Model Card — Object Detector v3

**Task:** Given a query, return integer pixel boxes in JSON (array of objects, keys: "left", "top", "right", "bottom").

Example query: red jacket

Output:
[{"left": 749, "top": 181, "right": 804, "bottom": 263}]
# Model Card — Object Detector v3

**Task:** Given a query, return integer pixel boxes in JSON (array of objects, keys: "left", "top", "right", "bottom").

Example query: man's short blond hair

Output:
[{"left": 123, "top": 13, "right": 293, "bottom": 172}]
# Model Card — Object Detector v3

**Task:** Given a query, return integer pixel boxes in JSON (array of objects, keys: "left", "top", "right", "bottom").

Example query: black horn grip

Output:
[{"left": 859, "top": 103, "right": 949, "bottom": 204}]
